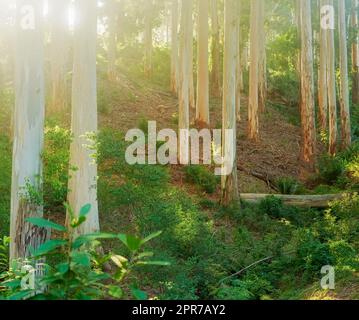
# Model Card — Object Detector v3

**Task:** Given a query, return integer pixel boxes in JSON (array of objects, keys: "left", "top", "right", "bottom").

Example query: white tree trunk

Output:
[
  {"left": 338, "top": 0, "right": 351, "bottom": 149},
  {"left": 221, "top": 0, "right": 239, "bottom": 206},
  {"left": 258, "top": 0, "right": 267, "bottom": 113},
  {"left": 171, "top": 0, "right": 179, "bottom": 94},
  {"left": 248, "top": 0, "right": 260, "bottom": 141},
  {"left": 196, "top": 0, "right": 210, "bottom": 126},
  {"left": 67, "top": 0, "right": 99, "bottom": 235},
  {"left": 210, "top": 0, "right": 221, "bottom": 97},
  {"left": 299, "top": 0, "right": 316, "bottom": 167},
  {"left": 10, "top": 0, "right": 47, "bottom": 260},
  {"left": 352, "top": 0, "right": 359, "bottom": 105}
]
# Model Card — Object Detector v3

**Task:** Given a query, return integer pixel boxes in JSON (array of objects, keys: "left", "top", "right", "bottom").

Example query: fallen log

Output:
[{"left": 240, "top": 193, "right": 344, "bottom": 208}]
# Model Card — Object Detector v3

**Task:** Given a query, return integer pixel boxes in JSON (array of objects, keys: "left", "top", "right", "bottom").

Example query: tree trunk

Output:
[
  {"left": 48, "top": 0, "right": 70, "bottom": 113},
  {"left": 326, "top": 0, "right": 337, "bottom": 155},
  {"left": 210, "top": 0, "right": 221, "bottom": 97},
  {"left": 189, "top": 9, "right": 195, "bottom": 110},
  {"left": 171, "top": 0, "right": 179, "bottom": 94},
  {"left": 299, "top": 0, "right": 316, "bottom": 168},
  {"left": 67, "top": 0, "right": 100, "bottom": 236},
  {"left": 235, "top": 0, "right": 241, "bottom": 121},
  {"left": 258, "top": 0, "right": 267, "bottom": 113},
  {"left": 196, "top": 0, "right": 210, "bottom": 126},
  {"left": 107, "top": 0, "right": 117, "bottom": 81},
  {"left": 144, "top": 1, "right": 153, "bottom": 78},
  {"left": 338, "top": 0, "right": 351, "bottom": 150},
  {"left": 221, "top": 0, "right": 239, "bottom": 206},
  {"left": 248, "top": 0, "right": 260, "bottom": 141},
  {"left": 178, "top": 0, "right": 192, "bottom": 164},
  {"left": 352, "top": 0, "right": 359, "bottom": 105},
  {"left": 318, "top": 0, "right": 328, "bottom": 131},
  {"left": 10, "top": 0, "right": 47, "bottom": 260}
]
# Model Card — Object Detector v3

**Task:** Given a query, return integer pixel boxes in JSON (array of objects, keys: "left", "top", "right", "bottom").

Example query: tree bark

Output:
[
  {"left": 67, "top": 0, "right": 100, "bottom": 236},
  {"left": 196, "top": 0, "right": 210, "bottom": 126},
  {"left": 171, "top": 0, "right": 179, "bottom": 94},
  {"left": 10, "top": 0, "right": 47, "bottom": 260},
  {"left": 221, "top": 0, "right": 239, "bottom": 206},
  {"left": 338, "top": 0, "right": 351, "bottom": 150},
  {"left": 299, "top": 0, "right": 316, "bottom": 168},
  {"left": 352, "top": 0, "right": 359, "bottom": 105},
  {"left": 318, "top": 0, "right": 328, "bottom": 131},
  {"left": 210, "top": 0, "right": 221, "bottom": 97},
  {"left": 248, "top": 0, "right": 260, "bottom": 141},
  {"left": 326, "top": 0, "right": 337, "bottom": 156}
]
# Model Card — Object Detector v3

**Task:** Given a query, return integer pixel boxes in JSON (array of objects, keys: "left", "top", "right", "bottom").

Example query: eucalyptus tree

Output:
[
  {"left": 171, "top": 0, "right": 179, "bottom": 94},
  {"left": 352, "top": 0, "right": 359, "bottom": 105}
]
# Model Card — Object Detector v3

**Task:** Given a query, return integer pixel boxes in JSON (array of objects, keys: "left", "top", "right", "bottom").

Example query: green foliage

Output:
[
  {"left": 275, "top": 177, "right": 305, "bottom": 195},
  {"left": 0, "top": 236, "right": 9, "bottom": 273},
  {"left": 184, "top": 165, "right": 219, "bottom": 194},
  {"left": 317, "top": 154, "right": 345, "bottom": 185},
  {"left": 0, "top": 135, "right": 11, "bottom": 238},
  {"left": 0, "top": 204, "right": 168, "bottom": 300}
]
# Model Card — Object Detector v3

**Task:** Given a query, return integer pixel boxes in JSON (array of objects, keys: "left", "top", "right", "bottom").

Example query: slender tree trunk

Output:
[
  {"left": 48, "top": 0, "right": 70, "bottom": 113},
  {"left": 326, "top": 0, "right": 337, "bottom": 155},
  {"left": 196, "top": 0, "right": 210, "bottom": 126},
  {"left": 338, "top": 0, "right": 351, "bottom": 149},
  {"left": 178, "top": 0, "right": 192, "bottom": 164},
  {"left": 235, "top": 0, "right": 241, "bottom": 121},
  {"left": 210, "top": 0, "right": 221, "bottom": 97},
  {"left": 10, "top": 0, "right": 47, "bottom": 260},
  {"left": 221, "top": 0, "right": 239, "bottom": 206},
  {"left": 318, "top": 0, "right": 328, "bottom": 131},
  {"left": 299, "top": 0, "right": 316, "bottom": 168},
  {"left": 352, "top": 0, "right": 359, "bottom": 105},
  {"left": 189, "top": 9, "right": 195, "bottom": 110},
  {"left": 258, "top": 0, "right": 267, "bottom": 112},
  {"left": 67, "top": 0, "right": 99, "bottom": 236},
  {"left": 107, "top": 0, "right": 117, "bottom": 81},
  {"left": 144, "top": 1, "right": 153, "bottom": 78},
  {"left": 171, "top": 0, "right": 179, "bottom": 94},
  {"left": 248, "top": 0, "right": 260, "bottom": 141}
]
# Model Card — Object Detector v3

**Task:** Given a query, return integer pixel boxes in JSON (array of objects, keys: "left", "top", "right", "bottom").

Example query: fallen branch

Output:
[{"left": 240, "top": 193, "right": 344, "bottom": 208}]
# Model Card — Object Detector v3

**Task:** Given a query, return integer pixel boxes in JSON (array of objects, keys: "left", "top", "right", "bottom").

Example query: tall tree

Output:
[
  {"left": 318, "top": 0, "right": 328, "bottom": 131},
  {"left": 210, "top": 0, "right": 221, "bottom": 97},
  {"left": 10, "top": 0, "right": 47, "bottom": 260},
  {"left": 248, "top": 0, "right": 260, "bottom": 141},
  {"left": 299, "top": 0, "right": 316, "bottom": 167},
  {"left": 338, "top": 0, "right": 351, "bottom": 149},
  {"left": 178, "top": 0, "right": 192, "bottom": 164},
  {"left": 258, "top": 0, "right": 267, "bottom": 112},
  {"left": 189, "top": 7, "right": 195, "bottom": 110},
  {"left": 196, "top": 0, "right": 210, "bottom": 126},
  {"left": 326, "top": 0, "right": 337, "bottom": 155},
  {"left": 221, "top": 0, "right": 239, "bottom": 205},
  {"left": 170, "top": 0, "right": 179, "bottom": 94},
  {"left": 352, "top": 0, "right": 359, "bottom": 105},
  {"left": 67, "top": 0, "right": 99, "bottom": 236},
  {"left": 107, "top": 0, "right": 118, "bottom": 81},
  {"left": 235, "top": 0, "right": 241, "bottom": 121},
  {"left": 144, "top": 0, "right": 153, "bottom": 78},
  {"left": 48, "top": 0, "right": 70, "bottom": 112}
]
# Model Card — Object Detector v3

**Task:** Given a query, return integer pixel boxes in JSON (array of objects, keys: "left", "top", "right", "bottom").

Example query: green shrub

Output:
[
  {"left": 184, "top": 165, "right": 219, "bottom": 194},
  {"left": 317, "top": 154, "right": 345, "bottom": 184},
  {"left": 275, "top": 177, "right": 304, "bottom": 195},
  {"left": 0, "top": 236, "right": 9, "bottom": 273}
]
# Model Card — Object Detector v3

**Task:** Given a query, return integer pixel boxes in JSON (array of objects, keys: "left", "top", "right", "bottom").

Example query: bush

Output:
[
  {"left": 317, "top": 154, "right": 345, "bottom": 184},
  {"left": 184, "top": 166, "right": 219, "bottom": 194},
  {"left": 275, "top": 177, "right": 304, "bottom": 195}
]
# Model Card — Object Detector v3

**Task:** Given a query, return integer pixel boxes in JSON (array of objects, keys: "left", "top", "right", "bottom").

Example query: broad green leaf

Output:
[
  {"left": 71, "top": 251, "right": 91, "bottom": 267},
  {"left": 8, "top": 290, "right": 34, "bottom": 300},
  {"left": 70, "top": 216, "right": 86, "bottom": 228},
  {"left": 131, "top": 287, "right": 148, "bottom": 300},
  {"left": 56, "top": 262, "right": 69, "bottom": 274},
  {"left": 140, "top": 231, "right": 162, "bottom": 245},
  {"left": 30, "top": 240, "right": 67, "bottom": 257},
  {"left": 25, "top": 217, "right": 67, "bottom": 232},
  {"left": 118, "top": 234, "right": 142, "bottom": 252},
  {"left": 72, "top": 233, "right": 118, "bottom": 249},
  {"left": 79, "top": 204, "right": 91, "bottom": 218},
  {"left": 136, "top": 261, "right": 171, "bottom": 266},
  {"left": 2, "top": 279, "right": 21, "bottom": 289},
  {"left": 108, "top": 285, "right": 123, "bottom": 299},
  {"left": 136, "top": 251, "right": 154, "bottom": 260}
]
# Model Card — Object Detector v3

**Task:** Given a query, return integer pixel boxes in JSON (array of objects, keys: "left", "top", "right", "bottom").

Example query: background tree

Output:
[
  {"left": 10, "top": 0, "right": 47, "bottom": 260},
  {"left": 67, "top": 0, "right": 100, "bottom": 236},
  {"left": 106, "top": 0, "right": 118, "bottom": 81},
  {"left": 170, "top": 0, "right": 179, "bottom": 94},
  {"left": 352, "top": 0, "right": 359, "bottom": 105},
  {"left": 196, "top": 0, "right": 210, "bottom": 126},
  {"left": 299, "top": 0, "right": 316, "bottom": 167},
  {"left": 221, "top": 0, "right": 239, "bottom": 205},
  {"left": 258, "top": 0, "right": 267, "bottom": 112},
  {"left": 210, "top": 0, "right": 221, "bottom": 97},
  {"left": 144, "top": 0, "right": 153, "bottom": 78}
]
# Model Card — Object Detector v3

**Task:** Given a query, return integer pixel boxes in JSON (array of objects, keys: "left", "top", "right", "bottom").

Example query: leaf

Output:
[
  {"left": 140, "top": 231, "right": 162, "bottom": 245},
  {"left": 118, "top": 234, "right": 142, "bottom": 252},
  {"left": 71, "top": 251, "right": 91, "bottom": 267},
  {"left": 72, "top": 233, "right": 118, "bottom": 249},
  {"left": 2, "top": 279, "right": 21, "bottom": 289},
  {"left": 111, "top": 255, "right": 128, "bottom": 268},
  {"left": 136, "top": 252, "right": 154, "bottom": 260},
  {"left": 131, "top": 287, "right": 148, "bottom": 300},
  {"left": 70, "top": 216, "right": 87, "bottom": 228},
  {"left": 108, "top": 285, "right": 123, "bottom": 299},
  {"left": 25, "top": 217, "right": 67, "bottom": 232},
  {"left": 56, "top": 262, "right": 69, "bottom": 274},
  {"left": 136, "top": 261, "right": 171, "bottom": 266},
  {"left": 8, "top": 290, "right": 34, "bottom": 301},
  {"left": 79, "top": 204, "right": 91, "bottom": 218},
  {"left": 30, "top": 240, "right": 67, "bottom": 257}
]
